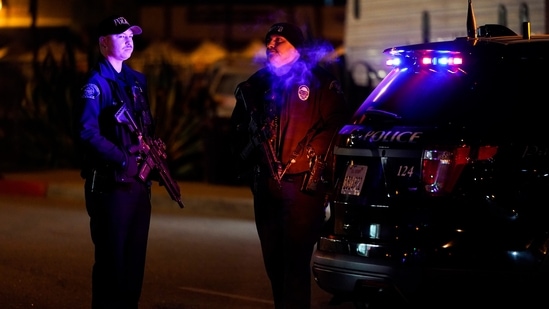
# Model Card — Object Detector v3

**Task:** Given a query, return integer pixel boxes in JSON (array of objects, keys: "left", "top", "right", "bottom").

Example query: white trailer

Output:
[{"left": 344, "top": 0, "right": 546, "bottom": 83}]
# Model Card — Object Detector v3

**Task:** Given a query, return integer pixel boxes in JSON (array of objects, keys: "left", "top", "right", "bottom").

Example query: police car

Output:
[{"left": 312, "top": 2, "right": 549, "bottom": 308}]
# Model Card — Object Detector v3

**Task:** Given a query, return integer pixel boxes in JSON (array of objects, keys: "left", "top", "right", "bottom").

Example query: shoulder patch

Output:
[
  {"left": 81, "top": 83, "right": 100, "bottom": 99},
  {"left": 298, "top": 85, "right": 310, "bottom": 101}
]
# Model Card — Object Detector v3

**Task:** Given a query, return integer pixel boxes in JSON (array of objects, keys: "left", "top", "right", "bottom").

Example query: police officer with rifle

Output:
[
  {"left": 77, "top": 15, "right": 182, "bottom": 309},
  {"left": 230, "top": 23, "right": 350, "bottom": 309}
]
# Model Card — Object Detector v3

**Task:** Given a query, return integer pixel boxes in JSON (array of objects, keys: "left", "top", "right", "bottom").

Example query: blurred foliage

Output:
[
  {"left": 142, "top": 59, "right": 207, "bottom": 181},
  {"left": 0, "top": 43, "right": 80, "bottom": 172},
  {"left": 0, "top": 40, "right": 212, "bottom": 182},
  {"left": 0, "top": 34, "right": 367, "bottom": 183}
]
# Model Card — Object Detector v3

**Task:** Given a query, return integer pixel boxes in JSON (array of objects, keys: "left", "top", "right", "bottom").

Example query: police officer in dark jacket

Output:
[
  {"left": 78, "top": 15, "right": 154, "bottom": 309},
  {"left": 231, "top": 23, "right": 350, "bottom": 309}
]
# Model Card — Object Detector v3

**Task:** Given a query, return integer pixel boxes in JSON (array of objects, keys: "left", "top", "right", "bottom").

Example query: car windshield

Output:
[{"left": 352, "top": 66, "right": 475, "bottom": 126}]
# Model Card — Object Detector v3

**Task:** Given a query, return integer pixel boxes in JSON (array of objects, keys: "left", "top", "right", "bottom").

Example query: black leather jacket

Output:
[{"left": 231, "top": 59, "right": 350, "bottom": 176}]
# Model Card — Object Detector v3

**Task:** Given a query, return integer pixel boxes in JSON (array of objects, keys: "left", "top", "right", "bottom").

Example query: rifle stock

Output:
[{"left": 115, "top": 104, "right": 185, "bottom": 208}]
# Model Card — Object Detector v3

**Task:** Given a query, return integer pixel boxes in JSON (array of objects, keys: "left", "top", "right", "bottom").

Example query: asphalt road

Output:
[{"left": 0, "top": 190, "right": 356, "bottom": 309}]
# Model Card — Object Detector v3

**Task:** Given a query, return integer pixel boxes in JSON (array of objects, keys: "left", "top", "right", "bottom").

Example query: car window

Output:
[{"left": 353, "top": 66, "right": 474, "bottom": 125}]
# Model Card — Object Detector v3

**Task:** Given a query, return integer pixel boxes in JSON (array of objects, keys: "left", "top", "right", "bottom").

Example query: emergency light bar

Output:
[{"left": 386, "top": 50, "right": 463, "bottom": 68}]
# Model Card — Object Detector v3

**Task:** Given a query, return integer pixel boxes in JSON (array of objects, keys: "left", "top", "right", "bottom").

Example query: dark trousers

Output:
[
  {"left": 85, "top": 178, "right": 152, "bottom": 309},
  {"left": 253, "top": 174, "right": 326, "bottom": 309}
]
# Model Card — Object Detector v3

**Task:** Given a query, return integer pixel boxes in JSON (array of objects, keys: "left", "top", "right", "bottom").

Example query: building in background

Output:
[
  {"left": 0, "top": 0, "right": 345, "bottom": 80},
  {"left": 0, "top": 0, "right": 345, "bottom": 51}
]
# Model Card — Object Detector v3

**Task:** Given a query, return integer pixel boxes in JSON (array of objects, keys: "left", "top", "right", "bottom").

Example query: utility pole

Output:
[{"left": 30, "top": 0, "right": 38, "bottom": 64}]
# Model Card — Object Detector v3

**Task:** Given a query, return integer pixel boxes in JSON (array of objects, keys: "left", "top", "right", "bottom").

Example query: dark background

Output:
[{"left": 0, "top": 0, "right": 370, "bottom": 185}]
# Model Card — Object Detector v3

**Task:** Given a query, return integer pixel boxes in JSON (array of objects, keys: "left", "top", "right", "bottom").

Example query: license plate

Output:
[{"left": 341, "top": 164, "right": 368, "bottom": 196}]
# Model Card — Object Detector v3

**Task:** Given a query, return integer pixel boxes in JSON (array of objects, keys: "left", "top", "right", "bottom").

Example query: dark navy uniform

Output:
[{"left": 78, "top": 56, "right": 154, "bottom": 309}]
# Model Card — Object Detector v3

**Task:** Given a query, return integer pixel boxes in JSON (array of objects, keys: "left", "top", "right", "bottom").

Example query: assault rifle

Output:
[
  {"left": 114, "top": 104, "right": 185, "bottom": 208},
  {"left": 235, "top": 85, "right": 282, "bottom": 183}
]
